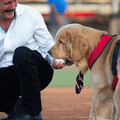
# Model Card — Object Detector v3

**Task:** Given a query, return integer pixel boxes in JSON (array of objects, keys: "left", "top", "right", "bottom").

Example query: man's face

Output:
[{"left": 0, "top": 0, "right": 17, "bottom": 21}]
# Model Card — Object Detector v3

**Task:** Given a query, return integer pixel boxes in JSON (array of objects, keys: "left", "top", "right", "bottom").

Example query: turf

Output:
[{"left": 49, "top": 69, "right": 91, "bottom": 87}]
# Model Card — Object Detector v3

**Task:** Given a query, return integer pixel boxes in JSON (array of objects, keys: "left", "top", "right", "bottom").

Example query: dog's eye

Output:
[{"left": 59, "top": 41, "right": 63, "bottom": 44}]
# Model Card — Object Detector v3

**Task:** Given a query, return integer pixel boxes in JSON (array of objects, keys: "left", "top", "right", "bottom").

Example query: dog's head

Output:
[{"left": 50, "top": 24, "right": 107, "bottom": 74}]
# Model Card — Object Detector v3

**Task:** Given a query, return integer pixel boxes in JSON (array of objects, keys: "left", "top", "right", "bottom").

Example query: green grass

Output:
[{"left": 49, "top": 69, "right": 91, "bottom": 87}]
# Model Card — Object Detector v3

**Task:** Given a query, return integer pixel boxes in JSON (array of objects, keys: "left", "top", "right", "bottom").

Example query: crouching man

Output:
[{"left": 0, "top": 0, "right": 64, "bottom": 120}]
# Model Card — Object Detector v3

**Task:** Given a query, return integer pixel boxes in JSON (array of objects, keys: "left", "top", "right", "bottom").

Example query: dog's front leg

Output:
[
  {"left": 89, "top": 74, "right": 113, "bottom": 120},
  {"left": 89, "top": 95, "right": 108, "bottom": 120},
  {"left": 89, "top": 101, "right": 97, "bottom": 120},
  {"left": 89, "top": 89, "right": 112, "bottom": 120},
  {"left": 112, "top": 102, "right": 116, "bottom": 120}
]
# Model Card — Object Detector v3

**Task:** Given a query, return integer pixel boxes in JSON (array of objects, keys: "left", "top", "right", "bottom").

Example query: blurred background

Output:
[
  {"left": 17, "top": 0, "right": 120, "bottom": 87},
  {"left": 18, "top": 0, "right": 120, "bottom": 35}
]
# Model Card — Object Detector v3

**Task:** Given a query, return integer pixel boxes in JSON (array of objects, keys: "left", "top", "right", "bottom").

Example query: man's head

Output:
[{"left": 0, "top": 0, "right": 17, "bottom": 21}]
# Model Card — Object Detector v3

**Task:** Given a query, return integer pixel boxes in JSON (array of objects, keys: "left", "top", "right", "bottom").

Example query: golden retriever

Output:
[{"left": 49, "top": 24, "right": 120, "bottom": 120}]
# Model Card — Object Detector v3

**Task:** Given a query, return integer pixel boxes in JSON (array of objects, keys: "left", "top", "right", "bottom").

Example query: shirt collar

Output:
[
  {"left": 0, "top": 25, "right": 7, "bottom": 33},
  {"left": 15, "top": 3, "right": 25, "bottom": 18}
]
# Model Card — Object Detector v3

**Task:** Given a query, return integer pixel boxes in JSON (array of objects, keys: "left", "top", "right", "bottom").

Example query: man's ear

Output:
[{"left": 71, "top": 33, "right": 88, "bottom": 61}]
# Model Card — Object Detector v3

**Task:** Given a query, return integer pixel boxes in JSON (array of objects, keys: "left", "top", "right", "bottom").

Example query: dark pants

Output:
[{"left": 0, "top": 47, "right": 54, "bottom": 115}]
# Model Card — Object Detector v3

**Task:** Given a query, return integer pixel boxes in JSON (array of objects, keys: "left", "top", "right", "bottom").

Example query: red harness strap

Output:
[
  {"left": 88, "top": 35, "right": 114, "bottom": 69},
  {"left": 112, "top": 75, "right": 118, "bottom": 91},
  {"left": 88, "top": 34, "right": 117, "bottom": 91}
]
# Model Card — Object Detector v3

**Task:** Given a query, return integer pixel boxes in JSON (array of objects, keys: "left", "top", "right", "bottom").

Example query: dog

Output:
[{"left": 49, "top": 23, "right": 120, "bottom": 120}]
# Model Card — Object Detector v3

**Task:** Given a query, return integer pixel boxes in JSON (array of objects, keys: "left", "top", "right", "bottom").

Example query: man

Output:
[
  {"left": 0, "top": 0, "right": 64, "bottom": 120},
  {"left": 47, "top": 0, "right": 69, "bottom": 36}
]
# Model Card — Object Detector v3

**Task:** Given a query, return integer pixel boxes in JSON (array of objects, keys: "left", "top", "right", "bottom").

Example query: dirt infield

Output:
[
  {"left": 0, "top": 87, "right": 92, "bottom": 120},
  {"left": 42, "top": 87, "right": 92, "bottom": 120}
]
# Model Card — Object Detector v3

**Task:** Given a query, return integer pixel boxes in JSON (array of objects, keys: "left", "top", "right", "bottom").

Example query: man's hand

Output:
[{"left": 52, "top": 59, "right": 65, "bottom": 69}]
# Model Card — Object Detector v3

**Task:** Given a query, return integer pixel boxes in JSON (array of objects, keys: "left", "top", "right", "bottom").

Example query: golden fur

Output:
[{"left": 50, "top": 24, "right": 120, "bottom": 120}]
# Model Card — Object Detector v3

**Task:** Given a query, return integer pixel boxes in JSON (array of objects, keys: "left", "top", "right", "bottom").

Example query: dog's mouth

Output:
[
  {"left": 47, "top": 50, "right": 73, "bottom": 66},
  {"left": 65, "top": 59, "right": 74, "bottom": 66}
]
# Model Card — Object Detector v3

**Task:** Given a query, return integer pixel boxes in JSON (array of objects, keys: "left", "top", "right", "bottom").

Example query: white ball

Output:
[{"left": 55, "top": 59, "right": 65, "bottom": 64}]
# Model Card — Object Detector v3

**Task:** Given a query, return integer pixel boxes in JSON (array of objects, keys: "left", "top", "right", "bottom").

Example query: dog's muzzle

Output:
[
  {"left": 48, "top": 50, "right": 73, "bottom": 66},
  {"left": 65, "top": 60, "right": 73, "bottom": 66}
]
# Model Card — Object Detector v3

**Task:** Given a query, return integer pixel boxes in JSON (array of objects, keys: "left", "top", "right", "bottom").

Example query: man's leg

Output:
[
  {"left": 0, "top": 66, "right": 20, "bottom": 114},
  {"left": 13, "top": 46, "right": 53, "bottom": 118},
  {"left": 33, "top": 50, "right": 54, "bottom": 91},
  {"left": 0, "top": 96, "right": 18, "bottom": 114}
]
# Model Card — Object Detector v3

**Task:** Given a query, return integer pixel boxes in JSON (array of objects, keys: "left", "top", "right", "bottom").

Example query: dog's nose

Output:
[{"left": 48, "top": 50, "right": 52, "bottom": 55}]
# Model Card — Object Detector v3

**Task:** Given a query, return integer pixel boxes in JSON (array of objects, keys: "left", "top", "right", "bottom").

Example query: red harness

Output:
[{"left": 88, "top": 34, "right": 118, "bottom": 91}]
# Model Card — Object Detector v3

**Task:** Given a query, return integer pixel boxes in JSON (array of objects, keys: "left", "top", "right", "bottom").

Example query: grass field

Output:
[{"left": 49, "top": 69, "right": 91, "bottom": 87}]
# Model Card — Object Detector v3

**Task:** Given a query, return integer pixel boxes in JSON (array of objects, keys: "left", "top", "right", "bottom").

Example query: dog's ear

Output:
[
  {"left": 71, "top": 33, "right": 88, "bottom": 61},
  {"left": 77, "top": 58, "right": 89, "bottom": 74}
]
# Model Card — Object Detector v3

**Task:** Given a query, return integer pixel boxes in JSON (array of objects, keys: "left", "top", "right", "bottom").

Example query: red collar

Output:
[{"left": 88, "top": 35, "right": 114, "bottom": 69}]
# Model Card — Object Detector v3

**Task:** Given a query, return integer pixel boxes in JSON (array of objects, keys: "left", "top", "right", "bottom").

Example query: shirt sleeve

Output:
[
  {"left": 46, "top": 53, "right": 54, "bottom": 65},
  {"left": 33, "top": 11, "right": 55, "bottom": 65}
]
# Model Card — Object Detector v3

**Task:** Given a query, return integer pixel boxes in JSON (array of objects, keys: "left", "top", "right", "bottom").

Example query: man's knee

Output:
[{"left": 13, "top": 46, "right": 32, "bottom": 65}]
